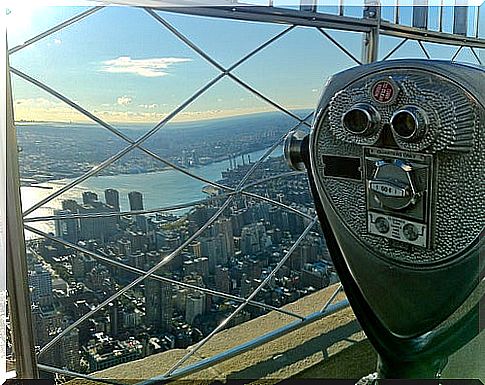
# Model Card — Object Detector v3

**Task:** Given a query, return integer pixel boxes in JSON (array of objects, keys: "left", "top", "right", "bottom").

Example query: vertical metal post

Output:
[
  {"left": 412, "top": 0, "right": 429, "bottom": 29},
  {"left": 476, "top": 5, "right": 480, "bottom": 38},
  {"left": 5, "top": 45, "right": 39, "bottom": 379},
  {"left": 362, "top": 0, "right": 380, "bottom": 63},
  {"left": 453, "top": 0, "right": 468, "bottom": 36},
  {"left": 438, "top": 0, "right": 444, "bottom": 32},
  {"left": 300, "top": 0, "right": 317, "bottom": 12}
]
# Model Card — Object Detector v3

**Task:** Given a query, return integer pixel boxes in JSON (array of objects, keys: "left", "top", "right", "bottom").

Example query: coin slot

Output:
[{"left": 322, "top": 155, "right": 361, "bottom": 180}]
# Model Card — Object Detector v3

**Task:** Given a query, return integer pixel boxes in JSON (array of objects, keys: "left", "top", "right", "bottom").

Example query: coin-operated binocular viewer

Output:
[{"left": 285, "top": 60, "right": 484, "bottom": 379}]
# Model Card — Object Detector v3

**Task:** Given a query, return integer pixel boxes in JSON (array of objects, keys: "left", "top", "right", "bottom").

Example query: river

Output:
[{"left": 21, "top": 146, "right": 283, "bottom": 238}]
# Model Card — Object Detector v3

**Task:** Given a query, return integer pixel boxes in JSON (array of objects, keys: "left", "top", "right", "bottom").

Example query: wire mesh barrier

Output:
[{"left": 5, "top": 0, "right": 484, "bottom": 383}]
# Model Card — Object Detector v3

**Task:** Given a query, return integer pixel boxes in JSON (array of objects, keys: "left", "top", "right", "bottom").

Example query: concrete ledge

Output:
[{"left": 66, "top": 284, "right": 377, "bottom": 384}]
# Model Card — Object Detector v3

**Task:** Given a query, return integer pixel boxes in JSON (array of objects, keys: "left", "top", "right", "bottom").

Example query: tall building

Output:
[
  {"left": 28, "top": 263, "right": 53, "bottom": 306},
  {"left": 82, "top": 191, "right": 98, "bottom": 205},
  {"left": 104, "top": 189, "right": 120, "bottom": 211},
  {"left": 54, "top": 209, "right": 79, "bottom": 243},
  {"left": 60, "top": 328, "right": 81, "bottom": 371},
  {"left": 185, "top": 292, "right": 205, "bottom": 324},
  {"left": 145, "top": 278, "right": 173, "bottom": 332},
  {"left": 214, "top": 266, "right": 230, "bottom": 293},
  {"left": 188, "top": 241, "right": 202, "bottom": 258},
  {"left": 128, "top": 191, "right": 144, "bottom": 211},
  {"left": 78, "top": 202, "right": 117, "bottom": 242},
  {"left": 199, "top": 236, "right": 222, "bottom": 273},
  {"left": 213, "top": 217, "right": 235, "bottom": 261}
]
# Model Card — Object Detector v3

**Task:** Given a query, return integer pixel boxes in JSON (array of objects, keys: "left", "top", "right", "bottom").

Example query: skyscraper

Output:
[
  {"left": 28, "top": 263, "right": 53, "bottom": 306},
  {"left": 145, "top": 278, "right": 173, "bottom": 332},
  {"left": 213, "top": 217, "right": 235, "bottom": 260},
  {"left": 78, "top": 202, "right": 117, "bottom": 242},
  {"left": 128, "top": 191, "right": 144, "bottom": 211},
  {"left": 185, "top": 293, "right": 205, "bottom": 324},
  {"left": 105, "top": 189, "right": 120, "bottom": 211},
  {"left": 54, "top": 209, "right": 79, "bottom": 243},
  {"left": 82, "top": 191, "right": 98, "bottom": 205}
]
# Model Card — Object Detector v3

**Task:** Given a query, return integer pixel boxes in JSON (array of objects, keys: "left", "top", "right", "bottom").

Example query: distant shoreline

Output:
[
  {"left": 14, "top": 108, "right": 313, "bottom": 128},
  {"left": 20, "top": 145, "right": 279, "bottom": 187}
]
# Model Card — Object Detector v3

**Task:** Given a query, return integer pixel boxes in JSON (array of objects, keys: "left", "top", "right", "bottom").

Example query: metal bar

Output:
[
  {"left": 476, "top": 5, "right": 480, "bottom": 38},
  {"left": 453, "top": 0, "right": 469, "bottom": 36},
  {"left": 382, "top": 37, "right": 408, "bottom": 60},
  {"left": 320, "top": 283, "right": 343, "bottom": 313},
  {"left": 227, "top": 25, "right": 296, "bottom": 71},
  {"left": 300, "top": 0, "right": 317, "bottom": 13},
  {"left": 1, "top": 38, "right": 6, "bottom": 385},
  {"left": 136, "top": 299, "right": 350, "bottom": 385},
  {"left": 8, "top": 7, "right": 105, "bottom": 55},
  {"left": 318, "top": 29, "right": 363, "bottom": 65},
  {"left": 153, "top": 4, "right": 485, "bottom": 49},
  {"left": 25, "top": 226, "right": 304, "bottom": 321},
  {"left": 156, "top": 6, "right": 376, "bottom": 33},
  {"left": 226, "top": 74, "right": 311, "bottom": 127},
  {"left": 18, "top": 71, "right": 226, "bottom": 217},
  {"left": 242, "top": 191, "right": 314, "bottom": 220},
  {"left": 6, "top": 47, "right": 38, "bottom": 379},
  {"left": 240, "top": 170, "right": 305, "bottom": 189},
  {"left": 379, "top": 20, "right": 485, "bottom": 48},
  {"left": 362, "top": 1, "right": 380, "bottom": 64},
  {"left": 451, "top": 45, "right": 464, "bottom": 60},
  {"left": 240, "top": 133, "right": 287, "bottom": 188},
  {"left": 417, "top": 40, "right": 431, "bottom": 58},
  {"left": 164, "top": 216, "right": 318, "bottom": 376},
  {"left": 339, "top": 0, "right": 344, "bottom": 17},
  {"left": 438, "top": 0, "right": 444, "bottom": 32},
  {"left": 412, "top": 0, "right": 428, "bottom": 29},
  {"left": 470, "top": 47, "right": 483, "bottom": 65},
  {"left": 145, "top": 8, "right": 226, "bottom": 73},
  {"left": 395, "top": 0, "right": 400, "bottom": 25}
]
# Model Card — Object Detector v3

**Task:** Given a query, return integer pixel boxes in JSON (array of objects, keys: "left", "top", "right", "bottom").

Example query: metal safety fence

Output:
[{"left": 5, "top": 0, "right": 484, "bottom": 383}]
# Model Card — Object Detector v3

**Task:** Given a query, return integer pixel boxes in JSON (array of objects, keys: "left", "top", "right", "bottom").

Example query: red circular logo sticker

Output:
[{"left": 371, "top": 80, "right": 395, "bottom": 103}]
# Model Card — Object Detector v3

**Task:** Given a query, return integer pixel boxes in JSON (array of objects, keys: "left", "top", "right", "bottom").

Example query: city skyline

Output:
[{"left": 23, "top": 153, "right": 336, "bottom": 373}]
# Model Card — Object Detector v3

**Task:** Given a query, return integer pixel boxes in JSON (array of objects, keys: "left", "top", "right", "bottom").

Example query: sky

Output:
[{"left": 5, "top": 1, "right": 484, "bottom": 124}]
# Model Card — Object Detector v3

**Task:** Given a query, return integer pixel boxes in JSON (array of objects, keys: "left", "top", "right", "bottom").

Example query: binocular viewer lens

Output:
[
  {"left": 391, "top": 106, "right": 427, "bottom": 141},
  {"left": 342, "top": 103, "right": 379, "bottom": 136},
  {"left": 342, "top": 103, "right": 427, "bottom": 143}
]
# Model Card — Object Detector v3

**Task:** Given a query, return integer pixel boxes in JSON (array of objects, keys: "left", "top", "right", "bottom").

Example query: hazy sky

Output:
[{"left": 6, "top": 2, "right": 484, "bottom": 124}]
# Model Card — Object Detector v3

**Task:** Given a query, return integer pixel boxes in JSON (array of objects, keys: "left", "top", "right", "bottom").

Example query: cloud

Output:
[
  {"left": 117, "top": 96, "right": 133, "bottom": 106},
  {"left": 14, "top": 97, "right": 91, "bottom": 123},
  {"left": 100, "top": 56, "right": 192, "bottom": 78},
  {"left": 16, "top": 97, "right": 71, "bottom": 108},
  {"left": 138, "top": 103, "right": 158, "bottom": 109},
  {"left": 54, "top": 38, "right": 62, "bottom": 45}
]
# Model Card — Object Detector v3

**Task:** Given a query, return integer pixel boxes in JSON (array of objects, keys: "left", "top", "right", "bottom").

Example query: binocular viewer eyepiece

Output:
[{"left": 285, "top": 59, "right": 484, "bottom": 379}]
